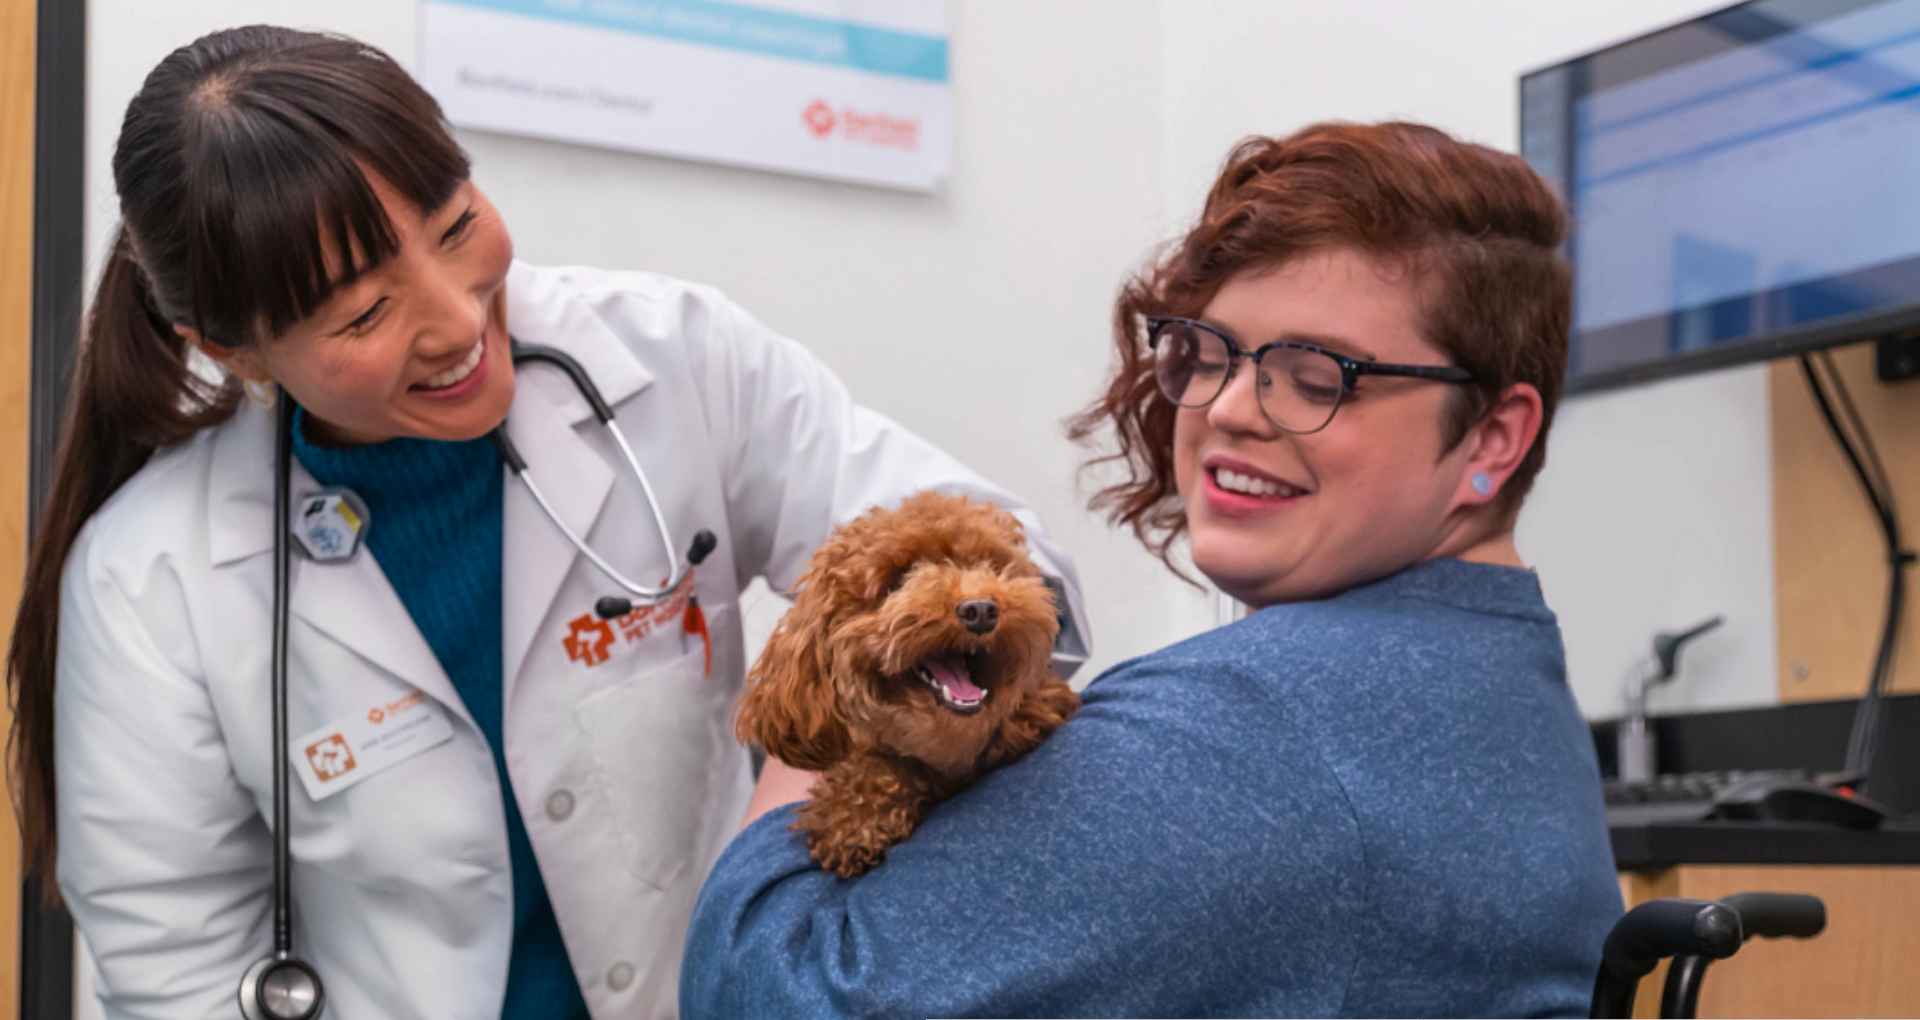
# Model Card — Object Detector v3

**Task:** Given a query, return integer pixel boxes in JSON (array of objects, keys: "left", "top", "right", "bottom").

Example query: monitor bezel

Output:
[{"left": 1518, "top": 0, "right": 1920, "bottom": 395}]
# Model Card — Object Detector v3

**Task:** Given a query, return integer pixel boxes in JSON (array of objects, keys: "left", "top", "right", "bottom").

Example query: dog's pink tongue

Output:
[{"left": 928, "top": 655, "right": 983, "bottom": 700}]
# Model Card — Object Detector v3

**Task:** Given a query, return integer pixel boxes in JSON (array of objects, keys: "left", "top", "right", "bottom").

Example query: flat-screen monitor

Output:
[{"left": 1520, "top": 0, "right": 1920, "bottom": 393}]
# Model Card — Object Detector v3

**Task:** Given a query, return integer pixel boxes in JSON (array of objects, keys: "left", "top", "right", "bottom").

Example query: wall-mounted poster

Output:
[{"left": 418, "top": 0, "right": 950, "bottom": 192}]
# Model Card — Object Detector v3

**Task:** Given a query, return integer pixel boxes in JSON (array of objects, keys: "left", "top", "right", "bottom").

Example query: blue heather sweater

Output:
[
  {"left": 292, "top": 413, "right": 588, "bottom": 1020},
  {"left": 681, "top": 558, "right": 1621, "bottom": 1018}
]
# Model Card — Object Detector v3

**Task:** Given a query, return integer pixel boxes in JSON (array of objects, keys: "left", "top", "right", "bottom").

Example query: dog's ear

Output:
[
  {"left": 737, "top": 582, "right": 851, "bottom": 771},
  {"left": 988, "top": 505, "right": 1029, "bottom": 554}
]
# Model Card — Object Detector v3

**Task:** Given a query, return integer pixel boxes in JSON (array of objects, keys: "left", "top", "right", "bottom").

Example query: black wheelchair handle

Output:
[
  {"left": 1656, "top": 893, "right": 1828, "bottom": 1019},
  {"left": 1602, "top": 899, "right": 1743, "bottom": 980},
  {"left": 1592, "top": 899, "right": 1744, "bottom": 1018},
  {"left": 1721, "top": 892, "right": 1826, "bottom": 940}
]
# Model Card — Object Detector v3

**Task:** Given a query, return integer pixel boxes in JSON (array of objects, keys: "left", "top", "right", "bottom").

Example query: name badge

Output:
[{"left": 291, "top": 690, "right": 454, "bottom": 802}]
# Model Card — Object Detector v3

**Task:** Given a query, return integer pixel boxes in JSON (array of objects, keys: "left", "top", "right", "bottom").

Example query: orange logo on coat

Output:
[
  {"left": 559, "top": 573, "right": 698, "bottom": 669},
  {"left": 563, "top": 614, "right": 617, "bottom": 666},
  {"left": 366, "top": 691, "right": 422, "bottom": 725}
]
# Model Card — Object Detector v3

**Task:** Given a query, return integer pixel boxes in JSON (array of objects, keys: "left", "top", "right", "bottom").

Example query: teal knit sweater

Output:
[{"left": 293, "top": 411, "right": 588, "bottom": 1019}]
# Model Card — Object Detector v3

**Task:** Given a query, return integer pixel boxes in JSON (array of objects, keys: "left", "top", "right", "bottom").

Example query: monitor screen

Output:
[{"left": 1520, "top": 0, "right": 1920, "bottom": 392}]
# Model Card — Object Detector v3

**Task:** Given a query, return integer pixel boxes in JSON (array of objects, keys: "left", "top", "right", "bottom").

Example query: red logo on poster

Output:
[{"left": 802, "top": 99, "right": 838, "bottom": 138}]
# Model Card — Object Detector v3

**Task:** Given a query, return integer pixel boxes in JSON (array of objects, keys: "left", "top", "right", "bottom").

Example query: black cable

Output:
[
  {"left": 1797, "top": 354, "right": 1908, "bottom": 794},
  {"left": 1818, "top": 351, "right": 1895, "bottom": 509},
  {"left": 1816, "top": 353, "right": 1906, "bottom": 788},
  {"left": 1799, "top": 356, "right": 1899, "bottom": 785}
]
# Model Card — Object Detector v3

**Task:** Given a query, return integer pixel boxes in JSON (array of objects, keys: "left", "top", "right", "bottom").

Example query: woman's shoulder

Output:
[
  {"left": 1089, "top": 599, "right": 1375, "bottom": 687},
  {"left": 1085, "top": 572, "right": 1560, "bottom": 709},
  {"left": 70, "top": 413, "right": 237, "bottom": 593},
  {"left": 507, "top": 259, "right": 743, "bottom": 340}
]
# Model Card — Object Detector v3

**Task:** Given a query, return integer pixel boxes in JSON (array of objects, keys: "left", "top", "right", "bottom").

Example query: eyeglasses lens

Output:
[
  {"left": 1153, "top": 321, "right": 1345, "bottom": 433},
  {"left": 1152, "top": 320, "right": 1228, "bottom": 408}
]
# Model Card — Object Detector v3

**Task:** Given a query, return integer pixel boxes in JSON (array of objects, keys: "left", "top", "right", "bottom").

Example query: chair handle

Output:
[
  {"left": 1658, "top": 892, "right": 1828, "bottom": 1019},
  {"left": 1720, "top": 893, "right": 1825, "bottom": 940},
  {"left": 1591, "top": 899, "right": 1742, "bottom": 1018},
  {"left": 1603, "top": 899, "right": 1744, "bottom": 979}
]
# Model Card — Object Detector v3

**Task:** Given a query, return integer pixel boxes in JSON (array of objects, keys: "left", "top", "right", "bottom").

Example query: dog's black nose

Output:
[{"left": 957, "top": 599, "right": 998, "bottom": 634}]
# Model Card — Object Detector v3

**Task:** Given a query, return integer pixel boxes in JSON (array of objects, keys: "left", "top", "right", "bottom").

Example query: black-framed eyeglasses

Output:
[{"left": 1145, "top": 316, "right": 1475, "bottom": 435}]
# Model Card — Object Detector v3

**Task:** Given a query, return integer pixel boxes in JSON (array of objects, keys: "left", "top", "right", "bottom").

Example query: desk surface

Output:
[{"left": 1612, "top": 819, "right": 1920, "bottom": 870}]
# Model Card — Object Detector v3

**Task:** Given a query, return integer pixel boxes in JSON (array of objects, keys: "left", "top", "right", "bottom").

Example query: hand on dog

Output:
[{"left": 735, "top": 491, "right": 1080, "bottom": 878}]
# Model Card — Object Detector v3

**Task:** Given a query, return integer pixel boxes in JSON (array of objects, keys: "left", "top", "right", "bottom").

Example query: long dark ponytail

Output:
[{"left": 6, "top": 25, "right": 470, "bottom": 895}]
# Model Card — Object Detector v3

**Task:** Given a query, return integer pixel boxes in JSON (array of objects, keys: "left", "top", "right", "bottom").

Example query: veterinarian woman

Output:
[
  {"left": 684, "top": 120, "right": 1620, "bottom": 1018},
  {"left": 4, "top": 26, "right": 1090, "bottom": 1020}
]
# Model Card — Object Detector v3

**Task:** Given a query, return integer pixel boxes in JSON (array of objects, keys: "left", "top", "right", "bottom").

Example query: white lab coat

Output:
[{"left": 54, "top": 262, "right": 1091, "bottom": 1020}]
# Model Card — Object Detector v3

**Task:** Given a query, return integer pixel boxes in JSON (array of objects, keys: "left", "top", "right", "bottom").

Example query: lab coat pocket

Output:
[{"left": 574, "top": 643, "right": 722, "bottom": 890}]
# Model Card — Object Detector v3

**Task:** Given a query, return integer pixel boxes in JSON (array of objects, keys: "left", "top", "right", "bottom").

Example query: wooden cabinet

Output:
[{"left": 3, "top": 1, "right": 36, "bottom": 1018}]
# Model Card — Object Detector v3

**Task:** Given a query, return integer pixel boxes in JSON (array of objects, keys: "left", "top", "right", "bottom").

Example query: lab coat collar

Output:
[
  {"left": 207, "top": 399, "right": 290, "bottom": 568},
  {"left": 205, "top": 400, "right": 472, "bottom": 727},
  {"left": 503, "top": 260, "right": 651, "bottom": 424},
  {"left": 499, "top": 368, "right": 615, "bottom": 693},
  {"left": 498, "top": 259, "right": 643, "bottom": 685},
  {"left": 202, "top": 387, "right": 618, "bottom": 728}
]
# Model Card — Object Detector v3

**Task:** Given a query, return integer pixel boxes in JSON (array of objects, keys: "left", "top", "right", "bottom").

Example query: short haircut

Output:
[{"left": 1068, "top": 120, "right": 1571, "bottom": 567}]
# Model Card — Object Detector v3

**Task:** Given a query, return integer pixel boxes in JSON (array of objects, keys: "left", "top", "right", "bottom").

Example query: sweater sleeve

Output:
[{"left": 679, "top": 654, "right": 1366, "bottom": 1019}]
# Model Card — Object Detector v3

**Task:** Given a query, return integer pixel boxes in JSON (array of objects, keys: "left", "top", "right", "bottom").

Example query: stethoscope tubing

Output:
[
  {"left": 495, "top": 341, "right": 691, "bottom": 602},
  {"left": 271, "top": 395, "right": 295, "bottom": 955},
  {"left": 250, "top": 394, "right": 323, "bottom": 1020}
]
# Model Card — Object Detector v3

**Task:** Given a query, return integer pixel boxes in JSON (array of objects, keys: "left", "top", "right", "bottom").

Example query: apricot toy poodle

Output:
[{"left": 736, "top": 491, "right": 1081, "bottom": 877}]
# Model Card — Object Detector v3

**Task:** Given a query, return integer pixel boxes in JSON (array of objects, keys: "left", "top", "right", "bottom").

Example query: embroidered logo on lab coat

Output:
[
  {"left": 559, "top": 571, "right": 706, "bottom": 672},
  {"left": 564, "top": 615, "right": 617, "bottom": 666}
]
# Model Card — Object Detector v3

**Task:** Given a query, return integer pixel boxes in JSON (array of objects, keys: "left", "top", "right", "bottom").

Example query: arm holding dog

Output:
[
  {"left": 740, "top": 757, "right": 817, "bottom": 828},
  {"left": 683, "top": 645, "right": 1362, "bottom": 1020}
]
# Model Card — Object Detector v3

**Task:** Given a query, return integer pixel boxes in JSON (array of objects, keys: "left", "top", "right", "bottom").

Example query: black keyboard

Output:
[{"left": 1603, "top": 769, "right": 1815, "bottom": 827}]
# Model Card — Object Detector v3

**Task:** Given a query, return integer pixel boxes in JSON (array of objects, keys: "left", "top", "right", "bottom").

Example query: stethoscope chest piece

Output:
[{"left": 239, "top": 953, "right": 325, "bottom": 1020}]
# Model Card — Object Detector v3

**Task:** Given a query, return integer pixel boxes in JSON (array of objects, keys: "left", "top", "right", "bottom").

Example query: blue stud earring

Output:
[{"left": 1471, "top": 472, "right": 1493, "bottom": 496}]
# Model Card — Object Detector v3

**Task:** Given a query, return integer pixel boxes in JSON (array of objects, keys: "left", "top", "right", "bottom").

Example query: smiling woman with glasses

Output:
[{"left": 682, "top": 120, "right": 1619, "bottom": 1020}]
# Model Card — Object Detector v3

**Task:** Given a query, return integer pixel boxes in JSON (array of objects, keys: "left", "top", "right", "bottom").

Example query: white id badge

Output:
[{"left": 292, "top": 690, "right": 455, "bottom": 802}]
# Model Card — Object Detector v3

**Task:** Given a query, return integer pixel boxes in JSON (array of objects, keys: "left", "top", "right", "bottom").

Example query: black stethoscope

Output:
[{"left": 240, "top": 339, "right": 716, "bottom": 1020}]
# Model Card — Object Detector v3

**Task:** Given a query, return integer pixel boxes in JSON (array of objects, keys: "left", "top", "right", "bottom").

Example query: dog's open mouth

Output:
[{"left": 914, "top": 651, "right": 989, "bottom": 715}]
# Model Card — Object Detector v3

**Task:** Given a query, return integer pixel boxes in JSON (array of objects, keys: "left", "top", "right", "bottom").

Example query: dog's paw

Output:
[
  {"left": 808, "top": 830, "right": 889, "bottom": 878},
  {"left": 796, "top": 759, "right": 933, "bottom": 878},
  {"left": 801, "top": 806, "right": 912, "bottom": 878},
  {"left": 982, "top": 677, "right": 1081, "bottom": 766}
]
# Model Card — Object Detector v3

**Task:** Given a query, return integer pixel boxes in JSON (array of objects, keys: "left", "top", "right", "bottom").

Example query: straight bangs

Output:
[{"left": 177, "top": 39, "right": 471, "bottom": 344}]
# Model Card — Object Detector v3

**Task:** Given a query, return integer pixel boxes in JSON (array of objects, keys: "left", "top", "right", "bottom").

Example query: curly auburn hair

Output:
[{"left": 1066, "top": 120, "right": 1571, "bottom": 571}]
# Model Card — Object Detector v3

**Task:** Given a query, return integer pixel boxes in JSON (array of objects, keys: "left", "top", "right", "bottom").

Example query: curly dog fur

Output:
[{"left": 736, "top": 491, "right": 1080, "bottom": 877}]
